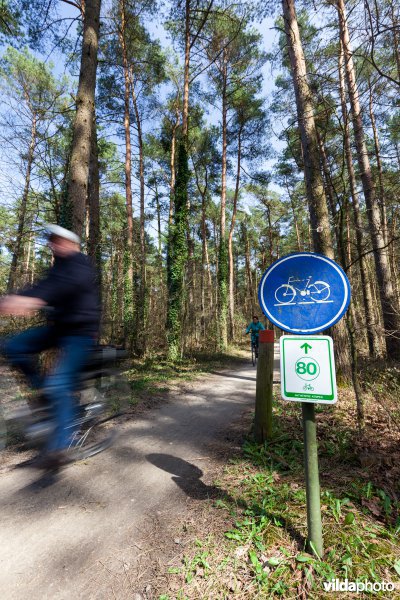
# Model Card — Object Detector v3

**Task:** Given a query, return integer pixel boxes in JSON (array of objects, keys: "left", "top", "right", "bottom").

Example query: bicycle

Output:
[
  {"left": 275, "top": 275, "right": 330, "bottom": 304},
  {"left": 0, "top": 345, "right": 129, "bottom": 467},
  {"left": 251, "top": 337, "right": 259, "bottom": 367}
]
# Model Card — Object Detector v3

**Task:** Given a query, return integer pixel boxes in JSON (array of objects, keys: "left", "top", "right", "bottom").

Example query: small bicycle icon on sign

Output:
[
  {"left": 274, "top": 276, "right": 331, "bottom": 305},
  {"left": 303, "top": 383, "right": 314, "bottom": 392}
]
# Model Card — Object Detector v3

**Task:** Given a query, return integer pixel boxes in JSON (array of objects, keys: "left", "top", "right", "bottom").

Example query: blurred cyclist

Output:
[
  {"left": 0, "top": 224, "right": 100, "bottom": 468},
  {"left": 245, "top": 315, "right": 265, "bottom": 358}
]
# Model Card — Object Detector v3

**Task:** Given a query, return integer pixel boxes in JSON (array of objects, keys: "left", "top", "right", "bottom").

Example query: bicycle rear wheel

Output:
[
  {"left": 0, "top": 406, "right": 6, "bottom": 451},
  {"left": 251, "top": 343, "right": 256, "bottom": 367}
]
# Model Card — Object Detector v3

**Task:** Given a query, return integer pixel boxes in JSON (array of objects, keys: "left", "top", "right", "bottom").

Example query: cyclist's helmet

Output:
[{"left": 45, "top": 224, "right": 80, "bottom": 245}]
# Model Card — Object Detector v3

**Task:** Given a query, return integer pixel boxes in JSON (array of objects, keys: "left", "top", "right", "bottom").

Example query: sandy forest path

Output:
[{"left": 0, "top": 353, "right": 280, "bottom": 599}]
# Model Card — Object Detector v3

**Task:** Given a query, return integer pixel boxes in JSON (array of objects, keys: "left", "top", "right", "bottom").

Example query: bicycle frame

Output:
[{"left": 287, "top": 275, "right": 312, "bottom": 292}]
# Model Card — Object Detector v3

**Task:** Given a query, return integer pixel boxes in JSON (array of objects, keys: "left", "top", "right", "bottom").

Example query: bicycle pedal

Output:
[{"left": 84, "top": 402, "right": 104, "bottom": 416}]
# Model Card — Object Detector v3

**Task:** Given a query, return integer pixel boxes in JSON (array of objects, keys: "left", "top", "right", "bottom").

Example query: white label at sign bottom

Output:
[{"left": 280, "top": 335, "right": 337, "bottom": 404}]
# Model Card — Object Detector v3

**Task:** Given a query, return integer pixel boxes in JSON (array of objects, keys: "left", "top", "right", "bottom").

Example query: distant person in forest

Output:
[
  {"left": 0, "top": 224, "right": 100, "bottom": 468},
  {"left": 245, "top": 316, "right": 265, "bottom": 358}
]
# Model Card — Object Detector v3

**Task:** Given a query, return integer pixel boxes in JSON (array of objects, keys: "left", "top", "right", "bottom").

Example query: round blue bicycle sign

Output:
[{"left": 258, "top": 252, "right": 351, "bottom": 334}]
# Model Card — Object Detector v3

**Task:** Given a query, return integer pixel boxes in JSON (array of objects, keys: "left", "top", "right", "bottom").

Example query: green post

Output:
[
  {"left": 254, "top": 330, "right": 274, "bottom": 443},
  {"left": 302, "top": 401, "right": 323, "bottom": 557}
]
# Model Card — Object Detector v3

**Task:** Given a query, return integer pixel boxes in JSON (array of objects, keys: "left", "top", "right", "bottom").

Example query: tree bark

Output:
[
  {"left": 337, "top": 0, "right": 400, "bottom": 358},
  {"left": 166, "top": 0, "right": 191, "bottom": 359},
  {"left": 282, "top": 0, "right": 333, "bottom": 257},
  {"left": 283, "top": 0, "right": 350, "bottom": 376},
  {"left": 338, "top": 44, "right": 381, "bottom": 357},
  {"left": 118, "top": 0, "right": 135, "bottom": 349},
  {"left": 218, "top": 50, "right": 228, "bottom": 349},
  {"left": 69, "top": 0, "right": 101, "bottom": 237},
  {"left": 182, "top": 0, "right": 190, "bottom": 139},
  {"left": 88, "top": 114, "right": 101, "bottom": 286},
  {"left": 228, "top": 129, "right": 242, "bottom": 341},
  {"left": 368, "top": 78, "right": 388, "bottom": 248},
  {"left": 285, "top": 179, "right": 302, "bottom": 251},
  {"left": 130, "top": 69, "right": 147, "bottom": 355},
  {"left": 8, "top": 114, "right": 37, "bottom": 292},
  {"left": 390, "top": 0, "right": 400, "bottom": 82},
  {"left": 169, "top": 112, "right": 179, "bottom": 227},
  {"left": 242, "top": 221, "right": 254, "bottom": 316}
]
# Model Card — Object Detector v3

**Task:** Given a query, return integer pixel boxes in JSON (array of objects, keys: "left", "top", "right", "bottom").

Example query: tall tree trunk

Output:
[
  {"left": 8, "top": 114, "right": 37, "bottom": 292},
  {"left": 338, "top": 44, "right": 381, "bottom": 357},
  {"left": 69, "top": 0, "right": 101, "bottom": 236},
  {"left": 337, "top": 0, "right": 400, "bottom": 358},
  {"left": 166, "top": 140, "right": 189, "bottom": 360},
  {"left": 282, "top": 0, "right": 350, "bottom": 376},
  {"left": 130, "top": 70, "right": 147, "bottom": 355},
  {"left": 390, "top": 0, "right": 400, "bottom": 82},
  {"left": 154, "top": 181, "right": 162, "bottom": 268},
  {"left": 88, "top": 114, "right": 101, "bottom": 290},
  {"left": 368, "top": 78, "right": 388, "bottom": 247},
  {"left": 169, "top": 114, "right": 179, "bottom": 226},
  {"left": 166, "top": 0, "right": 190, "bottom": 359},
  {"left": 339, "top": 44, "right": 381, "bottom": 356},
  {"left": 282, "top": 0, "right": 333, "bottom": 257},
  {"left": 118, "top": 0, "right": 135, "bottom": 350},
  {"left": 390, "top": 210, "right": 400, "bottom": 306},
  {"left": 23, "top": 229, "right": 33, "bottom": 286},
  {"left": 218, "top": 51, "right": 228, "bottom": 350},
  {"left": 228, "top": 129, "right": 242, "bottom": 342},
  {"left": 285, "top": 179, "right": 302, "bottom": 251},
  {"left": 241, "top": 221, "right": 254, "bottom": 316}
]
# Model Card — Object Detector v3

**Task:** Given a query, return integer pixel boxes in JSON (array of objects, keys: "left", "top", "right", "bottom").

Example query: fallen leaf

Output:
[
  {"left": 361, "top": 497, "right": 381, "bottom": 517},
  {"left": 234, "top": 546, "right": 249, "bottom": 559}
]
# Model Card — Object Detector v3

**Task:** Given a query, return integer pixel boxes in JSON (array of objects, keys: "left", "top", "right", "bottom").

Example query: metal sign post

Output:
[{"left": 258, "top": 253, "right": 351, "bottom": 558}]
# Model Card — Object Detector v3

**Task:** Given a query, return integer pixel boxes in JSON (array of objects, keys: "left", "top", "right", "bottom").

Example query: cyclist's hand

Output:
[{"left": 0, "top": 295, "right": 46, "bottom": 316}]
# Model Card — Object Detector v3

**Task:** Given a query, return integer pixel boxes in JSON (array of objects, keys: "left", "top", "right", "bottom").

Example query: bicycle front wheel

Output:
[{"left": 69, "top": 416, "right": 118, "bottom": 461}]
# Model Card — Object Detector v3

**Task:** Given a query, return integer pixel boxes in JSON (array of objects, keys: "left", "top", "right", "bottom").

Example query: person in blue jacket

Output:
[{"left": 245, "top": 316, "right": 265, "bottom": 357}]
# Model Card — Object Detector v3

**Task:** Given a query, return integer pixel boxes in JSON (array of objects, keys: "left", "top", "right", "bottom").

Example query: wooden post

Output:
[
  {"left": 254, "top": 330, "right": 274, "bottom": 443},
  {"left": 302, "top": 402, "right": 323, "bottom": 557}
]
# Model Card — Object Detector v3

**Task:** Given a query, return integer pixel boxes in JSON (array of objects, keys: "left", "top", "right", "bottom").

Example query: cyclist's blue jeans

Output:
[{"left": 1, "top": 326, "right": 94, "bottom": 451}]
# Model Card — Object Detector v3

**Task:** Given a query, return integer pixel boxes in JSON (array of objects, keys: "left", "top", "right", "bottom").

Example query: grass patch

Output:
[
  {"left": 162, "top": 389, "right": 400, "bottom": 599},
  {"left": 122, "top": 348, "right": 248, "bottom": 400}
]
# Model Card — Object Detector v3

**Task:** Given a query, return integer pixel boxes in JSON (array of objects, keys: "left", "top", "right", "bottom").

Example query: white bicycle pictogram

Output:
[{"left": 275, "top": 276, "right": 331, "bottom": 305}]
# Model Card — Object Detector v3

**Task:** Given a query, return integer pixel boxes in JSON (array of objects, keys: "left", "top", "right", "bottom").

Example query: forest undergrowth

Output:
[
  {"left": 155, "top": 358, "right": 400, "bottom": 599},
  {"left": 120, "top": 347, "right": 249, "bottom": 409}
]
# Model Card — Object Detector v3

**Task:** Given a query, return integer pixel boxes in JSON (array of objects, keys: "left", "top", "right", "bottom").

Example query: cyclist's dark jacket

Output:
[{"left": 20, "top": 252, "right": 100, "bottom": 336}]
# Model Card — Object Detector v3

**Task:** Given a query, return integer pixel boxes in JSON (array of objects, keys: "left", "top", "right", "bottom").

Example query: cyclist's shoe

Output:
[
  {"left": 31, "top": 450, "right": 71, "bottom": 471},
  {"left": 28, "top": 392, "right": 50, "bottom": 411}
]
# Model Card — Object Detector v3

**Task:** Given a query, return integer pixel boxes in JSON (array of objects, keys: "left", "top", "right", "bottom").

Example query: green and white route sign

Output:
[{"left": 280, "top": 335, "right": 337, "bottom": 404}]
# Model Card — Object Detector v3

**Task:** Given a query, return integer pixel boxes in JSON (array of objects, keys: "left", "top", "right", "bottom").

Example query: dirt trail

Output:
[{"left": 0, "top": 354, "right": 280, "bottom": 599}]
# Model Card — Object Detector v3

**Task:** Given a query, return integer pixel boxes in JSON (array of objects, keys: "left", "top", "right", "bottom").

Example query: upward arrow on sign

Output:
[{"left": 300, "top": 343, "right": 312, "bottom": 354}]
